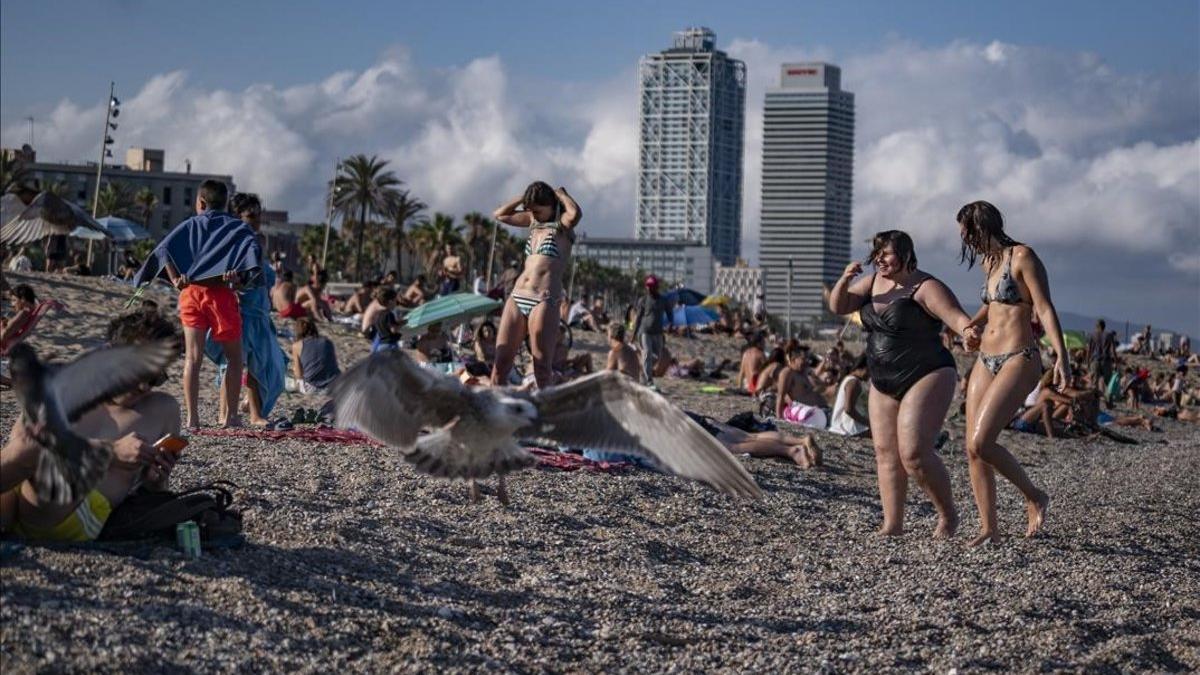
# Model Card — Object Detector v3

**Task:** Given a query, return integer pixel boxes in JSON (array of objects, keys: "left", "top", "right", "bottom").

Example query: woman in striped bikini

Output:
[
  {"left": 958, "top": 200, "right": 1062, "bottom": 546},
  {"left": 490, "top": 182, "right": 582, "bottom": 388}
]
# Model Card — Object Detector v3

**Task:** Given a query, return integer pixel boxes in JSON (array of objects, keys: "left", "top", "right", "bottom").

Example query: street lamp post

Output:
[
  {"left": 321, "top": 157, "right": 341, "bottom": 269},
  {"left": 89, "top": 82, "right": 118, "bottom": 267}
]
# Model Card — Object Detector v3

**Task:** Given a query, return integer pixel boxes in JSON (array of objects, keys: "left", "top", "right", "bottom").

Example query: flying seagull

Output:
[
  {"left": 330, "top": 350, "right": 762, "bottom": 503},
  {"left": 8, "top": 339, "right": 179, "bottom": 505}
]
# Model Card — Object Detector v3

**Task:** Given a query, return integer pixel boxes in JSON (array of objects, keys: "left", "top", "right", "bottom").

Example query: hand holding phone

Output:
[{"left": 153, "top": 434, "right": 188, "bottom": 455}]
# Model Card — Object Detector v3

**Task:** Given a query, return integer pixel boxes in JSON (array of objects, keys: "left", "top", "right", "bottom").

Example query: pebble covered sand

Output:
[{"left": 2, "top": 272, "right": 1198, "bottom": 672}]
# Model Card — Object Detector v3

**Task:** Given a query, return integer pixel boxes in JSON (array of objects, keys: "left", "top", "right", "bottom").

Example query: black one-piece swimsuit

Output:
[{"left": 859, "top": 278, "right": 957, "bottom": 400}]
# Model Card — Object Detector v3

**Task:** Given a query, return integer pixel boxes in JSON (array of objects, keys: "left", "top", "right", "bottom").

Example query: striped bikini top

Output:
[{"left": 524, "top": 219, "right": 571, "bottom": 259}]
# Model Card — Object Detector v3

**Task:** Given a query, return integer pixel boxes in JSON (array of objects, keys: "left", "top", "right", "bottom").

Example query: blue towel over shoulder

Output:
[{"left": 132, "top": 210, "right": 264, "bottom": 288}]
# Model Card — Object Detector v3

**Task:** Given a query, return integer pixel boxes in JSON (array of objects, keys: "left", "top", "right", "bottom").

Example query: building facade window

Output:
[{"left": 162, "top": 186, "right": 172, "bottom": 205}]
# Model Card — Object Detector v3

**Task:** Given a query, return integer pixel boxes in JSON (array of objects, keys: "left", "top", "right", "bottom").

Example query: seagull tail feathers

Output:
[{"left": 34, "top": 434, "right": 112, "bottom": 506}]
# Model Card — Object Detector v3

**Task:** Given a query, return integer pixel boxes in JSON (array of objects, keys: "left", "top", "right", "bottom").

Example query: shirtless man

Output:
[
  {"left": 339, "top": 280, "right": 376, "bottom": 316},
  {"left": 736, "top": 332, "right": 767, "bottom": 394},
  {"left": 441, "top": 245, "right": 464, "bottom": 295},
  {"left": 272, "top": 270, "right": 306, "bottom": 318},
  {"left": 361, "top": 287, "right": 398, "bottom": 336},
  {"left": 401, "top": 275, "right": 427, "bottom": 308},
  {"left": 605, "top": 323, "right": 641, "bottom": 380},
  {"left": 295, "top": 270, "right": 333, "bottom": 321},
  {"left": 776, "top": 344, "right": 825, "bottom": 418},
  {"left": 415, "top": 322, "right": 451, "bottom": 363},
  {"left": 0, "top": 310, "right": 182, "bottom": 542}
]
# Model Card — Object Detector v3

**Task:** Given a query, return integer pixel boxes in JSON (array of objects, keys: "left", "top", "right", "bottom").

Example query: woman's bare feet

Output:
[
  {"left": 968, "top": 531, "right": 1000, "bottom": 547},
  {"left": 878, "top": 523, "right": 903, "bottom": 537},
  {"left": 1025, "top": 491, "right": 1049, "bottom": 538},
  {"left": 933, "top": 512, "right": 959, "bottom": 539}
]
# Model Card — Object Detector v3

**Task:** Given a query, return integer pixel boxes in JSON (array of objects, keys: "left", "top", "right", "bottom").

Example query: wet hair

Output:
[
  {"left": 229, "top": 192, "right": 262, "bottom": 217},
  {"left": 608, "top": 323, "right": 626, "bottom": 342},
  {"left": 956, "top": 200, "right": 1019, "bottom": 270},
  {"left": 11, "top": 283, "right": 36, "bottom": 305},
  {"left": 374, "top": 287, "right": 398, "bottom": 303},
  {"left": 766, "top": 347, "right": 786, "bottom": 366},
  {"left": 197, "top": 179, "right": 229, "bottom": 210},
  {"left": 521, "top": 181, "right": 557, "bottom": 210},
  {"left": 294, "top": 316, "right": 320, "bottom": 340},
  {"left": 866, "top": 230, "right": 918, "bottom": 272}
]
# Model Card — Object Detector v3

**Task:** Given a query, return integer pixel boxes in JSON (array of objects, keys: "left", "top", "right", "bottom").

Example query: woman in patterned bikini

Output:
[
  {"left": 490, "top": 182, "right": 582, "bottom": 388},
  {"left": 958, "top": 200, "right": 1061, "bottom": 546}
]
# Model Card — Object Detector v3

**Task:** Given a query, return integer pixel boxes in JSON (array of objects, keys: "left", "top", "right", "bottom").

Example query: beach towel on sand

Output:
[{"left": 132, "top": 210, "right": 263, "bottom": 288}]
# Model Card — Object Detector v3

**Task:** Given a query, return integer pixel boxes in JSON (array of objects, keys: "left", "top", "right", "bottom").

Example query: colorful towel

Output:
[{"left": 527, "top": 448, "right": 631, "bottom": 472}]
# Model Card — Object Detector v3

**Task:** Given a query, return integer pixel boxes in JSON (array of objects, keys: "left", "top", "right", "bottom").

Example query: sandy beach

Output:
[{"left": 1, "top": 271, "right": 1198, "bottom": 672}]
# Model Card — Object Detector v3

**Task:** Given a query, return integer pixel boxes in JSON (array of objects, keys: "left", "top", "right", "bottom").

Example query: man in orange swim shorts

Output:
[{"left": 134, "top": 179, "right": 264, "bottom": 429}]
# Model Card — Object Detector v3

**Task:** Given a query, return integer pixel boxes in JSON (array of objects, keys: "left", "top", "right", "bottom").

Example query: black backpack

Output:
[{"left": 98, "top": 481, "right": 244, "bottom": 547}]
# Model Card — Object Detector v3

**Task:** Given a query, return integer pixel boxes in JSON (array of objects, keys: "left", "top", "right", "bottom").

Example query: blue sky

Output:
[
  {"left": 2, "top": 1, "right": 1198, "bottom": 336},
  {"left": 2, "top": 0, "right": 1196, "bottom": 119}
]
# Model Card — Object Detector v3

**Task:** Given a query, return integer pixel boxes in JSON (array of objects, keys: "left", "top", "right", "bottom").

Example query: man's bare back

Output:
[
  {"left": 271, "top": 281, "right": 297, "bottom": 313},
  {"left": 607, "top": 343, "right": 641, "bottom": 380},
  {"left": 738, "top": 346, "right": 765, "bottom": 390}
]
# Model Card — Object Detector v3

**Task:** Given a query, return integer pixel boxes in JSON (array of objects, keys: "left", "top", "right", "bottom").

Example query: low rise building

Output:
[
  {"left": 573, "top": 236, "right": 715, "bottom": 293},
  {"left": 714, "top": 262, "right": 763, "bottom": 307}
]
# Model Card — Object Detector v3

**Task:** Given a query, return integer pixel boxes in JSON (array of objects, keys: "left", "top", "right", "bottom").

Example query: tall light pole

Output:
[
  {"left": 89, "top": 82, "right": 119, "bottom": 266},
  {"left": 321, "top": 157, "right": 341, "bottom": 269},
  {"left": 485, "top": 218, "right": 499, "bottom": 289},
  {"left": 25, "top": 117, "right": 34, "bottom": 147}
]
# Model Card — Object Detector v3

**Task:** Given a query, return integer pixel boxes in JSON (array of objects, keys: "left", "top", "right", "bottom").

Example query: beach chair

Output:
[
  {"left": 0, "top": 299, "right": 65, "bottom": 387},
  {"left": 1, "top": 299, "right": 65, "bottom": 357}
]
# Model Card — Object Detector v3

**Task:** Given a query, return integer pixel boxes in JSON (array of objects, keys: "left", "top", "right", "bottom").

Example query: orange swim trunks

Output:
[{"left": 179, "top": 284, "right": 242, "bottom": 342}]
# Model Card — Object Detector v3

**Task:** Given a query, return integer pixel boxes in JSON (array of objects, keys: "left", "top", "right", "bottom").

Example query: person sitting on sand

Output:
[
  {"left": 605, "top": 323, "right": 641, "bottom": 380},
  {"left": 552, "top": 328, "right": 594, "bottom": 382},
  {"left": 590, "top": 295, "right": 609, "bottom": 327},
  {"left": 567, "top": 296, "right": 600, "bottom": 332},
  {"left": 61, "top": 253, "right": 91, "bottom": 276},
  {"left": 272, "top": 270, "right": 306, "bottom": 319},
  {"left": 338, "top": 280, "right": 376, "bottom": 316},
  {"left": 360, "top": 286, "right": 396, "bottom": 338},
  {"left": 685, "top": 411, "right": 821, "bottom": 469},
  {"left": 775, "top": 344, "right": 828, "bottom": 427},
  {"left": 415, "top": 323, "right": 451, "bottom": 363},
  {"left": 736, "top": 332, "right": 767, "bottom": 394},
  {"left": 296, "top": 270, "right": 333, "bottom": 321},
  {"left": 0, "top": 309, "right": 182, "bottom": 542},
  {"left": 371, "top": 292, "right": 405, "bottom": 353},
  {"left": 472, "top": 321, "right": 498, "bottom": 366},
  {"left": 400, "top": 275, "right": 427, "bottom": 308},
  {"left": 7, "top": 246, "right": 32, "bottom": 273},
  {"left": 1010, "top": 371, "right": 1073, "bottom": 438},
  {"left": 0, "top": 284, "right": 38, "bottom": 348},
  {"left": 829, "top": 355, "right": 871, "bottom": 437},
  {"left": 286, "top": 317, "right": 341, "bottom": 395}
]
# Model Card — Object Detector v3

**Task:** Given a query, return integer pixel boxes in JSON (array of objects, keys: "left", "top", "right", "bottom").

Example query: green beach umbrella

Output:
[
  {"left": 404, "top": 292, "right": 501, "bottom": 331},
  {"left": 1041, "top": 329, "right": 1086, "bottom": 351}
]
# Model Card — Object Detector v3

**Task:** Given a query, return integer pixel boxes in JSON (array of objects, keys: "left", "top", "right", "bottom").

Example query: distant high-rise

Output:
[
  {"left": 760, "top": 63, "right": 854, "bottom": 327},
  {"left": 636, "top": 27, "right": 746, "bottom": 266}
]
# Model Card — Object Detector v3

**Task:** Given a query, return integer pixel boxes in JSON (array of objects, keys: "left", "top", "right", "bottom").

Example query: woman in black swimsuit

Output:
[
  {"left": 829, "top": 231, "right": 979, "bottom": 539},
  {"left": 957, "top": 201, "right": 1058, "bottom": 546}
]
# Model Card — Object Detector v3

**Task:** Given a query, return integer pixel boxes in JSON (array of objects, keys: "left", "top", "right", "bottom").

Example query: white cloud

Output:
[{"left": 3, "top": 37, "right": 1197, "bottom": 332}]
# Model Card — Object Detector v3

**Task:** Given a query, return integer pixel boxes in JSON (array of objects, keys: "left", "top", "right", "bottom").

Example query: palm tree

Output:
[
  {"left": 390, "top": 191, "right": 427, "bottom": 280},
  {"left": 332, "top": 155, "right": 403, "bottom": 280},
  {"left": 40, "top": 180, "right": 72, "bottom": 198},
  {"left": 409, "top": 212, "right": 464, "bottom": 275},
  {"left": 0, "top": 153, "right": 30, "bottom": 193},
  {"left": 460, "top": 211, "right": 493, "bottom": 280},
  {"left": 93, "top": 181, "right": 136, "bottom": 219},
  {"left": 134, "top": 187, "right": 159, "bottom": 228}
]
